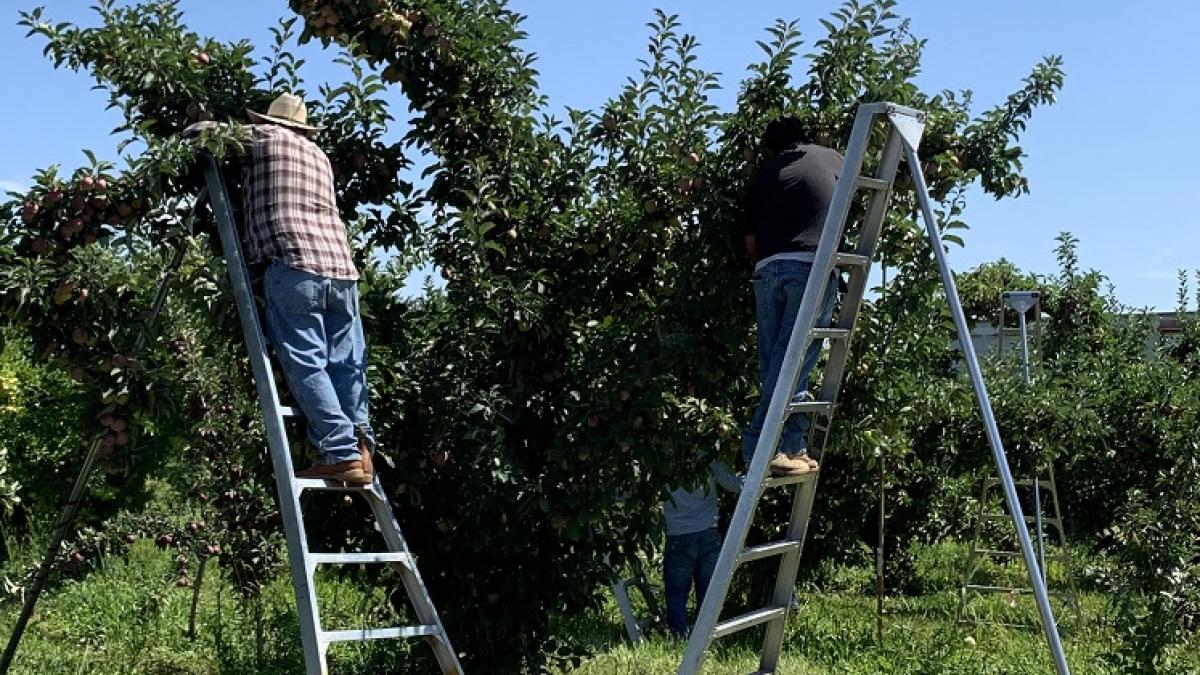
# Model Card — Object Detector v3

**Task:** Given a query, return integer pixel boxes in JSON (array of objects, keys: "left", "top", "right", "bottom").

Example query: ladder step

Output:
[
  {"left": 984, "top": 479, "right": 1053, "bottom": 489},
  {"left": 712, "top": 606, "right": 788, "bottom": 639},
  {"left": 810, "top": 328, "right": 851, "bottom": 341},
  {"left": 964, "top": 585, "right": 1073, "bottom": 598},
  {"left": 982, "top": 514, "right": 1061, "bottom": 526},
  {"left": 762, "top": 471, "right": 819, "bottom": 489},
  {"left": 279, "top": 405, "right": 301, "bottom": 418},
  {"left": 787, "top": 399, "right": 833, "bottom": 415},
  {"left": 294, "top": 478, "right": 378, "bottom": 493},
  {"left": 320, "top": 625, "right": 441, "bottom": 644},
  {"left": 737, "top": 540, "right": 802, "bottom": 565},
  {"left": 309, "top": 551, "right": 413, "bottom": 567},
  {"left": 856, "top": 176, "right": 891, "bottom": 191},
  {"left": 833, "top": 253, "right": 870, "bottom": 269},
  {"left": 976, "top": 549, "right": 1069, "bottom": 561}
]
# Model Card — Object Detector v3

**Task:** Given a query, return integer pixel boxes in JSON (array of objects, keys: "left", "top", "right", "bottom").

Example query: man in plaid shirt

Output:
[{"left": 186, "top": 93, "right": 374, "bottom": 484}]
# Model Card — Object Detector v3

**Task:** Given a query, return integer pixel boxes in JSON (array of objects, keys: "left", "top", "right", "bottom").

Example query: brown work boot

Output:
[
  {"left": 296, "top": 458, "right": 372, "bottom": 485},
  {"left": 356, "top": 431, "right": 374, "bottom": 476},
  {"left": 769, "top": 452, "right": 811, "bottom": 477}
]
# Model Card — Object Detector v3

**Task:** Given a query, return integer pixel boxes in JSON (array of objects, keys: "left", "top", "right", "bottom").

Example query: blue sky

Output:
[{"left": 2, "top": 1, "right": 1197, "bottom": 310}]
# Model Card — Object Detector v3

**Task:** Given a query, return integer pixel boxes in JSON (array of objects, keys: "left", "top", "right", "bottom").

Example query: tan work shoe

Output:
[
  {"left": 769, "top": 452, "right": 811, "bottom": 476},
  {"left": 296, "top": 458, "right": 372, "bottom": 485},
  {"left": 791, "top": 452, "right": 819, "bottom": 471}
]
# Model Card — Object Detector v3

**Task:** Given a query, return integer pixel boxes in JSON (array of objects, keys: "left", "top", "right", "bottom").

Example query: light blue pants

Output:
[
  {"left": 263, "top": 262, "right": 372, "bottom": 464},
  {"left": 741, "top": 260, "right": 837, "bottom": 462}
]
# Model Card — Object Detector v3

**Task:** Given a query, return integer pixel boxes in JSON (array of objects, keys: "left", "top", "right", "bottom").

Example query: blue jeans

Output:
[
  {"left": 741, "top": 260, "right": 837, "bottom": 462},
  {"left": 264, "top": 262, "right": 372, "bottom": 464},
  {"left": 663, "top": 528, "right": 722, "bottom": 637}
]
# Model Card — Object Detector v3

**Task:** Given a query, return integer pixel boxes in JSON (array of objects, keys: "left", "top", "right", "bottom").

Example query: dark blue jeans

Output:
[
  {"left": 263, "top": 262, "right": 373, "bottom": 464},
  {"left": 741, "top": 260, "right": 837, "bottom": 463},
  {"left": 663, "top": 528, "right": 722, "bottom": 637}
]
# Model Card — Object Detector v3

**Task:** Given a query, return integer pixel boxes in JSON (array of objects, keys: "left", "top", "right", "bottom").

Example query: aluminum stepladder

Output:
[
  {"left": 959, "top": 291, "right": 1081, "bottom": 625},
  {"left": 677, "top": 103, "right": 1071, "bottom": 675},
  {"left": 199, "top": 155, "right": 463, "bottom": 675}
]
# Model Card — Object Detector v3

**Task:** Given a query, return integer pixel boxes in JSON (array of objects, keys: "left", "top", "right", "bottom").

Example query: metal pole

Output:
[
  {"left": 1016, "top": 302, "right": 1047, "bottom": 584},
  {"left": 877, "top": 263, "right": 888, "bottom": 642},
  {"left": 1017, "top": 309, "right": 1031, "bottom": 386},
  {"left": 876, "top": 451, "right": 885, "bottom": 641},
  {"left": 903, "top": 143, "right": 1070, "bottom": 675}
]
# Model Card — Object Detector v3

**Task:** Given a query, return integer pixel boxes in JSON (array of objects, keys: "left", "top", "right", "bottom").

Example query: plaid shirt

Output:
[{"left": 190, "top": 122, "right": 358, "bottom": 280}]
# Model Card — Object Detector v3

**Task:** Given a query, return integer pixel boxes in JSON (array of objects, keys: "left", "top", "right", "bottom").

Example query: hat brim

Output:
[{"left": 247, "top": 109, "right": 321, "bottom": 132}]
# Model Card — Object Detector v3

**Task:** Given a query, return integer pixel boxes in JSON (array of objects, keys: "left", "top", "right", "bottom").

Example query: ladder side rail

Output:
[
  {"left": 957, "top": 479, "right": 993, "bottom": 623},
  {"left": 759, "top": 479, "right": 820, "bottom": 671},
  {"left": 813, "top": 127, "right": 907, "bottom": 428},
  {"left": 763, "top": 124, "right": 907, "bottom": 668},
  {"left": 679, "top": 104, "right": 881, "bottom": 675},
  {"left": 902, "top": 143, "right": 1071, "bottom": 675},
  {"left": 200, "top": 155, "right": 326, "bottom": 675},
  {"left": 1047, "top": 464, "right": 1083, "bottom": 620},
  {"left": 0, "top": 439, "right": 103, "bottom": 674},
  {"left": 360, "top": 488, "right": 465, "bottom": 674},
  {"left": 612, "top": 580, "right": 643, "bottom": 644}
]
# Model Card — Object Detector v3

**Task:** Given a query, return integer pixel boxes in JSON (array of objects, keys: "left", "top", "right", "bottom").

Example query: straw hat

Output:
[{"left": 247, "top": 93, "right": 321, "bottom": 132}]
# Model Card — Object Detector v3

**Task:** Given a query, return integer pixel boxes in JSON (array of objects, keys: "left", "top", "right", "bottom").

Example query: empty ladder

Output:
[
  {"left": 959, "top": 466, "right": 1082, "bottom": 626},
  {"left": 676, "top": 103, "right": 1071, "bottom": 675},
  {"left": 199, "top": 154, "right": 464, "bottom": 675}
]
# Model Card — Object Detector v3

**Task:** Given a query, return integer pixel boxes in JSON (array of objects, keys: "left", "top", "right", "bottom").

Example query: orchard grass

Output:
[{"left": 1, "top": 538, "right": 1197, "bottom": 674}]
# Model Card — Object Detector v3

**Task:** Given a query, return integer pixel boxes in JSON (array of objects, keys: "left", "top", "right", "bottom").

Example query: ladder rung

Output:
[
  {"left": 975, "top": 549, "right": 1069, "bottom": 561},
  {"left": 856, "top": 176, "right": 891, "bottom": 191},
  {"left": 984, "top": 479, "right": 1053, "bottom": 489},
  {"left": 279, "top": 406, "right": 300, "bottom": 417},
  {"left": 320, "top": 625, "right": 440, "bottom": 644},
  {"left": 737, "top": 540, "right": 802, "bottom": 565},
  {"left": 787, "top": 399, "right": 833, "bottom": 415},
  {"left": 964, "top": 585, "right": 1073, "bottom": 598},
  {"left": 810, "top": 328, "right": 851, "bottom": 341},
  {"left": 982, "top": 514, "right": 1061, "bottom": 526},
  {"left": 309, "top": 552, "right": 413, "bottom": 566},
  {"left": 294, "top": 478, "right": 377, "bottom": 493},
  {"left": 712, "top": 606, "right": 787, "bottom": 639},
  {"left": 833, "top": 253, "right": 870, "bottom": 269},
  {"left": 762, "top": 471, "right": 819, "bottom": 489}
]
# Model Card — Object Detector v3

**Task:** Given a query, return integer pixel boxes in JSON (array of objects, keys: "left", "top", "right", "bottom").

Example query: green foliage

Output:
[{"left": 0, "top": 0, "right": 1096, "bottom": 672}]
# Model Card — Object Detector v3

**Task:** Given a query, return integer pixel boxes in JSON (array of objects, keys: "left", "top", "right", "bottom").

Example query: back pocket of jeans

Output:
[{"left": 268, "top": 265, "right": 320, "bottom": 314}]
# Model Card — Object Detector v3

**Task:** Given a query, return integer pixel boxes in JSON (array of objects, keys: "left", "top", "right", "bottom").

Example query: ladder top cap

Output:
[{"left": 861, "top": 102, "right": 926, "bottom": 120}]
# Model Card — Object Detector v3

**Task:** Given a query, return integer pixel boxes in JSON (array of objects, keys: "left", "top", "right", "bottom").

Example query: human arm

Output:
[
  {"left": 182, "top": 120, "right": 226, "bottom": 138},
  {"left": 740, "top": 164, "right": 765, "bottom": 273},
  {"left": 182, "top": 121, "right": 252, "bottom": 157},
  {"left": 712, "top": 460, "right": 743, "bottom": 494}
]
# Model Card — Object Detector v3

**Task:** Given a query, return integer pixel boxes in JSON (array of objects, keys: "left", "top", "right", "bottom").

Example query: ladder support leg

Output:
[
  {"left": 760, "top": 478, "right": 819, "bottom": 672},
  {"left": 904, "top": 142, "right": 1071, "bottom": 675}
]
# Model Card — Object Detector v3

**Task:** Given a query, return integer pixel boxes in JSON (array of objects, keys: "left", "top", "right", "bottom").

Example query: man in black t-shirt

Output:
[{"left": 740, "top": 116, "right": 843, "bottom": 477}]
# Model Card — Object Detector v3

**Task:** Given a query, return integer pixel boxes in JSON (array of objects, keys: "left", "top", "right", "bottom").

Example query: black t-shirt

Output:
[{"left": 744, "top": 143, "right": 844, "bottom": 262}]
